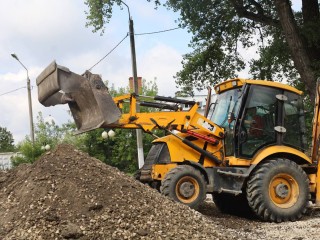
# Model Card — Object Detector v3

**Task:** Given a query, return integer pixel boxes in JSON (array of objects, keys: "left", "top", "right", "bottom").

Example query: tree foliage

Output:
[
  {"left": 80, "top": 78, "right": 163, "bottom": 173},
  {"left": 85, "top": 0, "right": 123, "bottom": 34},
  {"left": 84, "top": 0, "right": 320, "bottom": 102},
  {"left": 166, "top": 0, "right": 319, "bottom": 101},
  {"left": 12, "top": 113, "right": 78, "bottom": 166},
  {"left": 0, "top": 127, "right": 14, "bottom": 152}
]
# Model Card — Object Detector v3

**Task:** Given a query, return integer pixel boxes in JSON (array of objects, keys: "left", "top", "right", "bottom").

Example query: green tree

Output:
[
  {"left": 0, "top": 127, "right": 14, "bottom": 152},
  {"left": 12, "top": 113, "right": 76, "bottom": 166},
  {"left": 85, "top": 0, "right": 320, "bottom": 102},
  {"left": 79, "top": 78, "right": 163, "bottom": 173}
]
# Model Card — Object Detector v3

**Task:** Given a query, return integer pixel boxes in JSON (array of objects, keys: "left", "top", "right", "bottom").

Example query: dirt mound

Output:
[{"left": 0, "top": 144, "right": 244, "bottom": 240}]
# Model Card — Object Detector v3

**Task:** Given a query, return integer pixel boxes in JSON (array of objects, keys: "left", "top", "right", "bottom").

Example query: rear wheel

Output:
[
  {"left": 246, "top": 158, "right": 309, "bottom": 222},
  {"left": 160, "top": 165, "right": 206, "bottom": 209}
]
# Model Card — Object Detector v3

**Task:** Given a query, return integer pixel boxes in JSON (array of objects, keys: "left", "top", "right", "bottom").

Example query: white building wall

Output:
[
  {"left": 178, "top": 95, "right": 209, "bottom": 115},
  {"left": 0, "top": 152, "right": 17, "bottom": 170}
]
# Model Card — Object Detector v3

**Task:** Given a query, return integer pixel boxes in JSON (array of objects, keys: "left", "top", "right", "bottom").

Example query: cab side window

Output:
[
  {"left": 283, "top": 92, "right": 306, "bottom": 151},
  {"left": 239, "top": 85, "right": 280, "bottom": 157}
]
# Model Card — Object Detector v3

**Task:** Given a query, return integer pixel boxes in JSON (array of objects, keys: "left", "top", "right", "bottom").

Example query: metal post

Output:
[
  {"left": 11, "top": 53, "right": 35, "bottom": 145},
  {"left": 129, "top": 18, "right": 145, "bottom": 169},
  {"left": 129, "top": 19, "right": 138, "bottom": 94},
  {"left": 120, "top": 1, "right": 144, "bottom": 168},
  {"left": 26, "top": 73, "right": 35, "bottom": 145}
]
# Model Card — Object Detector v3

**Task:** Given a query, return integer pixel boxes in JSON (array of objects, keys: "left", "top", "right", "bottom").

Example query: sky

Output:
[
  {"left": 0, "top": 0, "right": 194, "bottom": 143},
  {"left": 0, "top": 0, "right": 302, "bottom": 143}
]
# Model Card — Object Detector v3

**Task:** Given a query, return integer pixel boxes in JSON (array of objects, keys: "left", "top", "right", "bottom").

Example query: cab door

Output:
[{"left": 237, "top": 85, "right": 280, "bottom": 158}]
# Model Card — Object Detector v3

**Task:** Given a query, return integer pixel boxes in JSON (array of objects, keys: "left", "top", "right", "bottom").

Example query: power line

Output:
[
  {"left": 87, "top": 27, "right": 182, "bottom": 71},
  {"left": 0, "top": 87, "right": 26, "bottom": 97},
  {"left": 135, "top": 27, "right": 182, "bottom": 36},
  {"left": 88, "top": 33, "right": 129, "bottom": 71}
]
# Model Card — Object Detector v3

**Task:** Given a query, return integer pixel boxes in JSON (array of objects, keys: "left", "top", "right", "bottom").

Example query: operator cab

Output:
[{"left": 208, "top": 79, "right": 307, "bottom": 159}]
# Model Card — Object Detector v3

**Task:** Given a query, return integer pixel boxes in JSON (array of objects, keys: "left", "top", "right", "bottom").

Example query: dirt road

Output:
[{"left": 198, "top": 199, "right": 320, "bottom": 240}]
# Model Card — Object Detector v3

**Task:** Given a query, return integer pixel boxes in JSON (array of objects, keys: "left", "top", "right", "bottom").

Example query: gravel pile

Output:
[
  {"left": 2, "top": 144, "right": 320, "bottom": 240},
  {"left": 0, "top": 144, "right": 246, "bottom": 240}
]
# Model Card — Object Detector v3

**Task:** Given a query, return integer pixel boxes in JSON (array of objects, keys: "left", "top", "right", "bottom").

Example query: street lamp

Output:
[
  {"left": 120, "top": 1, "right": 144, "bottom": 169},
  {"left": 102, "top": 130, "right": 116, "bottom": 139},
  {"left": 11, "top": 53, "right": 35, "bottom": 145}
]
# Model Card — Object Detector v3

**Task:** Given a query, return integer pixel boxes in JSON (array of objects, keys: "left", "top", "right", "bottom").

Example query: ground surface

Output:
[{"left": 0, "top": 144, "right": 320, "bottom": 239}]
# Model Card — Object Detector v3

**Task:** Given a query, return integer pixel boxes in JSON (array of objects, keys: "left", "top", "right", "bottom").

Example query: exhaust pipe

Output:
[{"left": 36, "top": 61, "right": 121, "bottom": 133}]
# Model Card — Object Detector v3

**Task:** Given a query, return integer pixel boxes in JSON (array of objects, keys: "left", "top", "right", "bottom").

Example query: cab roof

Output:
[{"left": 214, "top": 78, "right": 303, "bottom": 95}]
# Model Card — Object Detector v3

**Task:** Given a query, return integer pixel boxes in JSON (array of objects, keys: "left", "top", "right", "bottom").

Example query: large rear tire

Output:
[
  {"left": 160, "top": 165, "right": 206, "bottom": 209},
  {"left": 246, "top": 158, "right": 309, "bottom": 222}
]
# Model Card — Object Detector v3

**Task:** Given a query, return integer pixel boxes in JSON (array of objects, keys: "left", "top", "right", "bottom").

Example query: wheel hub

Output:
[
  {"left": 269, "top": 173, "right": 299, "bottom": 208},
  {"left": 275, "top": 183, "right": 289, "bottom": 199},
  {"left": 179, "top": 182, "right": 195, "bottom": 198}
]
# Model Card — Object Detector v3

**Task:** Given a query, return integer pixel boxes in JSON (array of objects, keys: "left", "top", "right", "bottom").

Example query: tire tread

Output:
[
  {"left": 246, "top": 158, "right": 309, "bottom": 222},
  {"left": 160, "top": 165, "right": 206, "bottom": 209}
]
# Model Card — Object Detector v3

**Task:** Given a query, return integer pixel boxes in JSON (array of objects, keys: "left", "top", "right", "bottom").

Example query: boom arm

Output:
[{"left": 110, "top": 93, "right": 223, "bottom": 138}]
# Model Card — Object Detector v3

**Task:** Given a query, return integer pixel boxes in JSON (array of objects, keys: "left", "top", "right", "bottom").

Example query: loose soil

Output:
[{"left": 0, "top": 144, "right": 319, "bottom": 239}]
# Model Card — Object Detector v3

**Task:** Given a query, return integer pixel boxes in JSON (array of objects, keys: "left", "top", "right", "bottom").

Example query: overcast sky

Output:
[
  {"left": 0, "top": 0, "right": 302, "bottom": 144},
  {"left": 0, "top": 0, "right": 196, "bottom": 143}
]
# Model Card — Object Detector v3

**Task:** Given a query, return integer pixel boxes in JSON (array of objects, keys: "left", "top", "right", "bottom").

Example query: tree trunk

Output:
[
  {"left": 302, "top": 0, "right": 319, "bottom": 24},
  {"left": 274, "top": 0, "right": 316, "bottom": 103},
  {"left": 302, "top": 0, "right": 320, "bottom": 62}
]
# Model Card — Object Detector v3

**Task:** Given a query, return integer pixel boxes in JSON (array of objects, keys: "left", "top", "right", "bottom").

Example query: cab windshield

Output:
[{"left": 208, "top": 88, "right": 242, "bottom": 128}]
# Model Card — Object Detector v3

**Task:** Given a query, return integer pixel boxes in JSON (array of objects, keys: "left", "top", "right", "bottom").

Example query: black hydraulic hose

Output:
[
  {"left": 140, "top": 101, "right": 178, "bottom": 111},
  {"left": 181, "top": 138, "right": 222, "bottom": 165},
  {"left": 154, "top": 95, "right": 196, "bottom": 105}
]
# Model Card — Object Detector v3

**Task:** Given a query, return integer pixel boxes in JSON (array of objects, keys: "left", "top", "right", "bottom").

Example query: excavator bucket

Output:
[{"left": 36, "top": 61, "right": 121, "bottom": 133}]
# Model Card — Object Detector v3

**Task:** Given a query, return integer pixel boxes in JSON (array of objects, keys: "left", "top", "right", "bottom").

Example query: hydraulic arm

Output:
[{"left": 36, "top": 61, "right": 224, "bottom": 164}]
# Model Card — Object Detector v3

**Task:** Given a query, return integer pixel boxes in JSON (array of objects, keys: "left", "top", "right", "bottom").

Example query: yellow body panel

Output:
[
  {"left": 316, "top": 169, "right": 320, "bottom": 205},
  {"left": 226, "top": 146, "right": 311, "bottom": 166},
  {"left": 153, "top": 135, "right": 223, "bottom": 167},
  {"left": 251, "top": 145, "right": 312, "bottom": 165},
  {"left": 226, "top": 156, "right": 251, "bottom": 166},
  {"left": 312, "top": 82, "right": 320, "bottom": 205},
  {"left": 214, "top": 78, "right": 303, "bottom": 95},
  {"left": 152, "top": 163, "right": 177, "bottom": 180}
]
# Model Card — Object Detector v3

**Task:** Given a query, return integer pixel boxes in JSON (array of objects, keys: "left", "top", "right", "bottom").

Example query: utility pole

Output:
[
  {"left": 11, "top": 53, "right": 35, "bottom": 145},
  {"left": 122, "top": 1, "right": 145, "bottom": 168}
]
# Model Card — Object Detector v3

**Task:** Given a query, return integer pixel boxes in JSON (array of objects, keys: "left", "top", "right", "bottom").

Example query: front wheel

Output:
[
  {"left": 246, "top": 158, "right": 309, "bottom": 222},
  {"left": 160, "top": 165, "right": 206, "bottom": 209}
]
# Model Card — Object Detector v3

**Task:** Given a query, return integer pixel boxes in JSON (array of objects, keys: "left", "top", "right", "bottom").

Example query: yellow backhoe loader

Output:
[{"left": 36, "top": 61, "right": 320, "bottom": 222}]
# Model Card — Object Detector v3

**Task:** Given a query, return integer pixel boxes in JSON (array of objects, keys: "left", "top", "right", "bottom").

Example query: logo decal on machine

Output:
[{"left": 197, "top": 118, "right": 215, "bottom": 132}]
